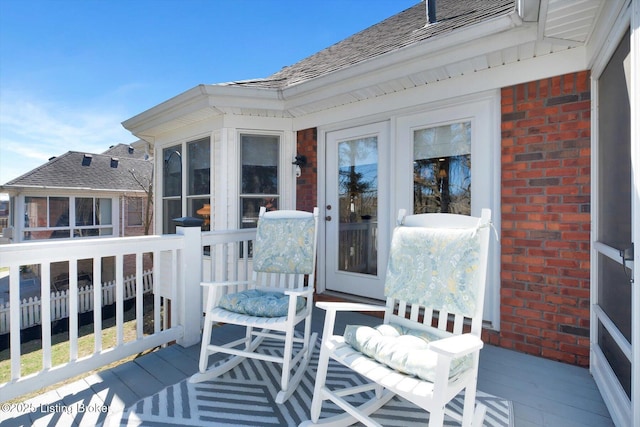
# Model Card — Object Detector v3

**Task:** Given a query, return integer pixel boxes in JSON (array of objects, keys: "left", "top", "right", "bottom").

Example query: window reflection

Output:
[
  {"left": 239, "top": 134, "right": 279, "bottom": 228},
  {"left": 163, "top": 146, "right": 182, "bottom": 198},
  {"left": 163, "top": 145, "right": 183, "bottom": 234},
  {"left": 76, "top": 197, "right": 93, "bottom": 226},
  {"left": 413, "top": 122, "right": 471, "bottom": 214},
  {"left": 25, "top": 196, "right": 47, "bottom": 228},
  {"left": 188, "top": 138, "right": 210, "bottom": 196},
  {"left": 338, "top": 137, "right": 378, "bottom": 275}
]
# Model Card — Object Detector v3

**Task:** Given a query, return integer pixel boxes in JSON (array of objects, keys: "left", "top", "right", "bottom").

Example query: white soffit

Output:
[{"left": 540, "top": 0, "right": 604, "bottom": 44}]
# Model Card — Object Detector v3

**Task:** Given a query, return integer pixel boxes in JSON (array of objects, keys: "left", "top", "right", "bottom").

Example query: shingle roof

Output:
[
  {"left": 102, "top": 143, "right": 148, "bottom": 160},
  {"left": 225, "top": 0, "right": 514, "bottom": 89},
  {"left": 2, "top": 149, "right": 153, "bottom": 192}
]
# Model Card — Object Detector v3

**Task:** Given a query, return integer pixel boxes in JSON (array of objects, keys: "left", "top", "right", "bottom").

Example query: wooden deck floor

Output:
[{"left": 1, "top": 308, "right": 614, "bottom": 427}]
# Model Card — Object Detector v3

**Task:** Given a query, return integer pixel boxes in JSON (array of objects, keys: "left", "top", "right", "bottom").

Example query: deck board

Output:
[
  {"left": 153, "top": 344, "right": 199, "bottom": 376},
  {"left": 0, "top": 309, "right": 614, "bottom": 427},
  {"left": 478, "top": 345, "right": 613, "bottom": 426},
  {"left": 135, "top": 351, "right": 189, "bottom": 386}
]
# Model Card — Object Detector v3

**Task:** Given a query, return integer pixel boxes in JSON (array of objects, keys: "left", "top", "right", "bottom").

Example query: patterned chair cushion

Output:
[
  {"left": 253, "top": 212, "right": 316, "bottom": 274},
  {"left": 385, "top": 226, "right": 481, "bottom": 317},
  {"left": 218, "top": 289, "right": 306, "bottom": 318},
  {"left": 343, "top": 323, "right": 473, "bottom": 382}
]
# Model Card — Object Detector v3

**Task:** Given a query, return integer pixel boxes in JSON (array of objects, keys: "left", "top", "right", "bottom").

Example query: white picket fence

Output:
[{"left": 0, "top": 270, "right": 153, "bottom": 334}]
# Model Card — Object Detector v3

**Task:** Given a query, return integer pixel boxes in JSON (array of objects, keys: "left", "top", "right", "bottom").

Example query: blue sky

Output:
[{"left": 0, "top": 0, "right": 418, "bottom": 187}]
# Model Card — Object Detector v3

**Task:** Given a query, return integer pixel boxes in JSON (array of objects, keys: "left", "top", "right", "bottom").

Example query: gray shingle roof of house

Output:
[
  {"left": 225, "top": 0, "right": 514, "bottom": 89},
  {"left": 2, "top": 146, "right": 153, "bottom": 192},
  {"left": 102, "top": 143, "right": 148, "bottom": 160}
]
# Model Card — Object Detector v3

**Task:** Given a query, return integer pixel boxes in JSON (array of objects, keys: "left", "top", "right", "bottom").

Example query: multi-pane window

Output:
[
  {"left": 162, "top": 138, "right": 211, "bottom": 234},
  {"left": 239, "top": 134, "right": 279, "bottom": 228},
  {"left": 413, "top": 122, "right": 471, "bottom": 214},
  {"left": 23, "top": 196, "right": 113, "bottom": 240}
]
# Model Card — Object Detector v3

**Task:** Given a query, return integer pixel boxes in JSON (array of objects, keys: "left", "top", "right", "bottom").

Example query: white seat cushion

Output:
[{"left": 343, "top": 323, "right": 472, "bottom": 382}]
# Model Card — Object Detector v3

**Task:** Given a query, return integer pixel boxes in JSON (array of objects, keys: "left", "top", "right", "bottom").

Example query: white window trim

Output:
[
  {"left": 234, "top": 129, "right": 294, "bottom": 228},
  {"left": 238, "top": 132, "right": 281, "bottom": 226}
]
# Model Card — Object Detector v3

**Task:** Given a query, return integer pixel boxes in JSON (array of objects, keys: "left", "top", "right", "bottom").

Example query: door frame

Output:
[{"left": 590, "top": 3, "right": 639, "bottom": 426}]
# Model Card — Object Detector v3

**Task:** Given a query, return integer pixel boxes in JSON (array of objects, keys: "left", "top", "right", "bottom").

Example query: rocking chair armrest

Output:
[
  {"left": 429, "top": 333, "right": 483, "bottom": 359},
  {"left": 316, "top": 301, "right": 387, "bottom": 313},
  {"left": 316, "top": 302, "right": 387, "bottom": 339},
  {"left": 199, "top": 280, "right": 251, "bottom": 289},
  {"left": 283, "top": 286, "right": 314, "bottom": 297}
]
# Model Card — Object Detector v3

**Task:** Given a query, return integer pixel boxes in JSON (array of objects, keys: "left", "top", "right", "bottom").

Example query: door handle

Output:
[
  {"left": 325, "top": 216, "right": 332, "bottom": 221},
  {"left": 620, "top": 244, "right": 634, "bottom": 284},
  {"left": 620, "top": 244, "right": 634, "bottom": 262}
]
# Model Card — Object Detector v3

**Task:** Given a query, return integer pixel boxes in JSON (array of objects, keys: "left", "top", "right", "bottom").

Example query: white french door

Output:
[{"left": 324, "top": 122, "right": 390, "bottom": 300}]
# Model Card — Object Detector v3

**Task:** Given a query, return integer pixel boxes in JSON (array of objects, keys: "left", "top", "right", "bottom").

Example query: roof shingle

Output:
[{"left": 3, "top": 148, "right": 152, "bottom": 192}]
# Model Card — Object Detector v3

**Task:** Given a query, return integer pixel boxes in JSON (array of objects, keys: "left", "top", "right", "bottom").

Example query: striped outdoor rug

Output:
[{"left": 103, "top": 340, "right": 512, "bottom": 426}]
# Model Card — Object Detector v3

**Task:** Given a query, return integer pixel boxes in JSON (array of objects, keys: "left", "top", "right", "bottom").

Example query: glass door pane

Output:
[
  {"left": 413, "top": 122, "right": 471, "bottom": 214},
  {"left": 325, "top": 122, "right": 389, "bottom": 300},
  {"left": 338, "top": 137, "right": 378, "bottom": 275}
]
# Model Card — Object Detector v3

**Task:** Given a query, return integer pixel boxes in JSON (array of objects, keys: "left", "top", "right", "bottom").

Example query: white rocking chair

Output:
[
  {"left": 190, "top": 207, "right": 319, "bottom": 404},
  {"left": 303, "top": 209, "right": 492, "bottom": 427}
]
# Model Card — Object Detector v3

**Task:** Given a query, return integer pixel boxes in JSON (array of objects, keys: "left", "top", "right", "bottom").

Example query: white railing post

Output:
[{"left": 174, "top": 217, "right": 203, "bottom": 347}]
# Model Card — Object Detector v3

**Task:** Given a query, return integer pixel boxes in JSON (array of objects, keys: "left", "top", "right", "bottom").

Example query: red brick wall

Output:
[
  {"left": 491, "top": 70, "right": 591, "bottom": 366},
  {"left": 296, "top": 128, "right": 318, "bottom": 212}
]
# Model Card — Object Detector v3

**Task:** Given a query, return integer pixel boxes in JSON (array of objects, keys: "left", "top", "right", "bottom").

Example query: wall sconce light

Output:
[{"left": 292, "top": 155, "right": 307, "bottom": 178}]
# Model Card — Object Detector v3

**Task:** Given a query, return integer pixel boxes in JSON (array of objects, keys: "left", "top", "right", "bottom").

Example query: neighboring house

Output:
[
  {"left": 0, "top": 142, "right": 153, "bottom": 284},
  {"left": 0, "top": 142, "right": 153, "bottom": 242},
  {"left": 121, "top": 1, "right": 638, "bottom": 425}
]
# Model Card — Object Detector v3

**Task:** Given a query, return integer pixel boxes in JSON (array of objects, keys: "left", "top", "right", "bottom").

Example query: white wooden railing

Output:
[
  {"left": 0, "top": 223, "right": 257, "bottom": 403},
  {"left": 0, "top": 231, "right": 186, "bottom": 402},
  {"left": 0, "top": 270, "right": 153, "bottom": 334},
  {"left": 201, "top": 228, "right": 257, "bottom": 284}
]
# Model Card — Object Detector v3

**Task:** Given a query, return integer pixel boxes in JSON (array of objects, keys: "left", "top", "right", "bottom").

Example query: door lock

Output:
[
  {"left": 325, "top": 216, "right": 332, "bottom": 221},
  {"left": 620, "top": 243, "right": 634, "bottom": 284}
]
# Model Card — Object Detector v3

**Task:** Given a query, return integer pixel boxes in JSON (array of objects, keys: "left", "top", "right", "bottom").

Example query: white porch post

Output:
[{"left": 175, "top": 218, "right": 203, "bottom": 347}]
